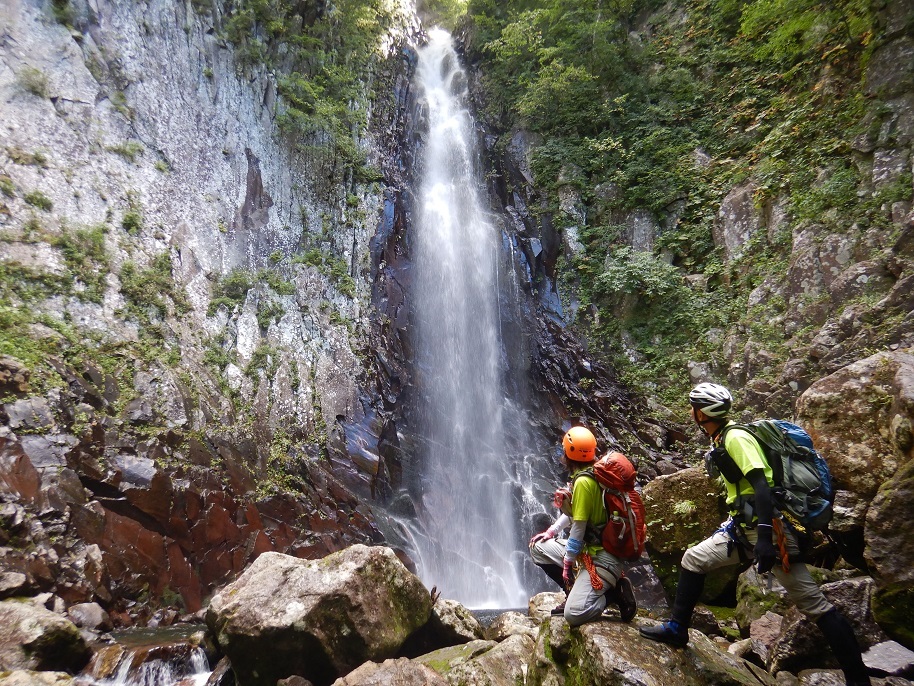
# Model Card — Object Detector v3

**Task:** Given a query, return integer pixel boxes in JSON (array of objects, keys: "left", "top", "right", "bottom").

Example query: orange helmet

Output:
[{"left": 562, "top": 426, "right": 597, "bottom": 462}]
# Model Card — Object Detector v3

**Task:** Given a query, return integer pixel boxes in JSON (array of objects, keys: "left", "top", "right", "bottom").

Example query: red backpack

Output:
[{"left": 574, "top": 451, "right": 647, "bottom": 560}]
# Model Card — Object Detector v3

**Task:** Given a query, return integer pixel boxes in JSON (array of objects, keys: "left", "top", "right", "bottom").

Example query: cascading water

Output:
[{"left": 408, "top": 29, "right": 527, "bottom": 609}]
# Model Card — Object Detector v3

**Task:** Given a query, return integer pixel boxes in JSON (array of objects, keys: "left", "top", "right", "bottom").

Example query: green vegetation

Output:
[
  {"left": 107, "top": 141, "right": 144, "bottom": 163},
  {"left": 122, "top": 193, "right": 143, "bottom": 235},
  {"left": 293, "top": 247, "right": 355, "bottom": 297},
  {"left": 23, "top": 191, "right": 53, "bottom": 212},
  {"left": 6, "top": 148, "right": 47, "bottom": 167},
  {"left": 18, "top": 67, "right": 49, "bottom": 98},
  {"left": 215, "top": 0, "right": 400, "bottom": 174},
  {"left": 208, "top": 267, "right": 255, "bottom": 314},
  {"left": 462, "top": 0, "right": 897, "bottom": 410},
  {"left": 119, "top": 252, "right": 190, "bottom": 324},
  {"left": 0, "top": 175, "right": 14, "bottom": 198},
  {"left": 245, "top": 343, "right": 278, "bottom": 377},
  {"left": 51, "top": 224, "right": 110, "bottom": 303}
]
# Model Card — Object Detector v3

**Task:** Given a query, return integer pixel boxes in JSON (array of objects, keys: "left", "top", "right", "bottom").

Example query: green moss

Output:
[
  {"left": 18, "top": 67, "right": 49, "bottom": 98},
  {"left": 23, "top": 190, "right": 52, "bottom": 212},
  {"left": 208, "top": 268, "right": 255, "bottom": 315},
  {"left": 872, "top": 583, "right": 914, "bottom": 650},
  {"left": 106, "top": 141, "right": 144, "bottom": 163},
  {"left": 50, "top": 223, "right": 110, "bottom": 303},
  {"left": 119, "top": 252, "right": 190, "bottom": 324},
  {"left": 0, "top": 175, "right": 15, "bottom": 198}
]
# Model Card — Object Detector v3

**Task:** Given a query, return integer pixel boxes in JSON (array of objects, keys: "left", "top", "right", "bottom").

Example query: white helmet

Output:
[{"left": 689, "top": 383, "right": 732, "bottom": 417}]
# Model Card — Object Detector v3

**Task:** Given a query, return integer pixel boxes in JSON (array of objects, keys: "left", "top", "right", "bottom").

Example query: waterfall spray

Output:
[{"left": 409, "top": 29, "right": 526, "bottom": 608}]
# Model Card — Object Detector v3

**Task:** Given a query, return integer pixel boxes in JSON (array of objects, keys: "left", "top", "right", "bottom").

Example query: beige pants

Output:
[
  {"left": 530, "top": 538, "right": 624, "bottom": 626},
  {"left": 681, "top": 522, "right": 833, "bottom": 619}
]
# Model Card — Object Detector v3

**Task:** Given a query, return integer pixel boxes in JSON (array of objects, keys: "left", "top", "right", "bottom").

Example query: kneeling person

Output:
[{"left": 529, "top": 426, "right": 636, "bottom": 626}]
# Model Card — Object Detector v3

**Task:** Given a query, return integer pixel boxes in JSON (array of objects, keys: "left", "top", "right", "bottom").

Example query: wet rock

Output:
[
  {"left": 331, "top": 658, "right": 446, "bottom": 686},
  {"left": 278, "top": 677, "right": 315, "bottom": 686},
  {"left": 67, "top": 602, "right": 112, "bottom": 631},
  {"left": 0, "top": 672, "right": 73, "bottom": 686},
  {"left": 0, "top": 438, "right": 41, "bottom": 504},
  {"left": 529, "top": 618, "right": 776, "bottom": 685},
  {"left": 206, "top": 656, "right": 236, "bottom": 686},
  {"left": 207, "top": 546, "right": 432, "bottom": 686},
  {"left": 0, "top": 599, "right": 91, "bottom": 672},
  {"left": 484, "top": 611, "right": 539, "bottom": 642},
  {"left": 84, "top": 644, "right": 126, "bottom": 681},
  {"left": 413, "top": 639, "right": 498, "bottom": 675}
]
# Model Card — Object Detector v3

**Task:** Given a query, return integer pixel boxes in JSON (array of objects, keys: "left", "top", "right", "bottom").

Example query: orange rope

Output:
[
  {"left": 772, "top": 518, "right": 790, "bottom": 573},
  {"left": 580, "top": 552, "right": 604, "bottom": 591}
]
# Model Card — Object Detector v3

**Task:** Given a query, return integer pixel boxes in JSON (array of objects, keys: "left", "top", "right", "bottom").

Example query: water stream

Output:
[{"left": 407, "top": 29, "right": 527, "bottom": 609}]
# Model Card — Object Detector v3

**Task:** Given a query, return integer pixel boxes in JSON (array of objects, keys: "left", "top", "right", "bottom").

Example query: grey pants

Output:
[
  {"left": 681, "top": 522, "right": 834, "bottom": 619},
  {"left": 530, "top": 538, "right": 624, "bottom": 626}
]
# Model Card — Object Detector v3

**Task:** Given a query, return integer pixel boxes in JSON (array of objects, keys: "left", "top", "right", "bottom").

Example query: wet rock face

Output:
[{"left": 206, "top": 547, "right": 433, "bottom": 686}]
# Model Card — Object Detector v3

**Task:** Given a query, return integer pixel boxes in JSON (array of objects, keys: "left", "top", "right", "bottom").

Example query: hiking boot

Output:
[
  {"left": 550, "top": 600, "right": 566, "bottom": 616},
  {"left": 639, "top": 620, "right": 688, "bottom": 648},
  {"left": 615, "top": 576, "right": 637, "bottom": 623}
]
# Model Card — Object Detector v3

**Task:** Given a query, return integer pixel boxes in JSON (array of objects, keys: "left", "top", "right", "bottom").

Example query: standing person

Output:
[
  {"left": 640, "top": 383, "right": 871, "bottom": 686},
  {"left": 529, "top": 426, "right": 637, "bottom": 626}
]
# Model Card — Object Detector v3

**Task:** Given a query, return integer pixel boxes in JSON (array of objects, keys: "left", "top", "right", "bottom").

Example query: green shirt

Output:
[
  {"left": 570, "top": 469, "right": 608, "bottom": 556},
  {"left": 715, "top": 421, "right": 774, "bottom": 508}
]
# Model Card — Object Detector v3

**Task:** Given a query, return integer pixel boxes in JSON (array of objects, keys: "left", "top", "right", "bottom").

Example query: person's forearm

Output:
[
  {"left": 746, "top": 469, "right": 773, "bottom": 525},
  {"left": 564, "top": 520, "right": 588, "bottom": 561}
]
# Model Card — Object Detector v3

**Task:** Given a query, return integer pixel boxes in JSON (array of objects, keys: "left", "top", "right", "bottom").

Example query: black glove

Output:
[{"left": 754, "top": 524, "right": 778, "bottom": 574}]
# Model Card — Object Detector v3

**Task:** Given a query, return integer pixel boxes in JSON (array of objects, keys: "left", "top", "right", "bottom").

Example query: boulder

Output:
[
  {"left": 795, "top": 349, "right": 914, "bottom": 511},
  {"left": 330, "top": 658, "right": 446, "bottom": 686},
  {"left": 769, "top": 577, "right": 888, "bottom": 674},
  {"left": 413, "top": 639, "right": 497, "bottom": 677},
  {"left": 206, "top": 546, "right": 433, "bottom": 686},
  {"left": 864, "top": 640, "right": 914, "bottom": 678},
  {"left": 735, "top": 567, "right": 792, "bottom": 632},
  {"left": 484, "top": 611, "right": 539, "bottom": 642},
  {"left": 0, "top": 600, "right": 91, "bottom": 672},
  {"left": 529, "top": 591, "right": 565, "bottom": 621},
  {"left": 528, "top": 617, "right": 776, "bottom": 685},
  {"left": 400, "top": 597, "right": 485, "bottom": 656},
  {"left": 867, "top": 456, "right": 914, "bottom": 649},
  {"left": 439, "top": 633, "right": 534, "bottom": 686},
  {"left": 67, "top": 602, "right": 112, "bottom": 632},
  {"left": 641, "top": 467, "right": 730, "bottom": 599}
]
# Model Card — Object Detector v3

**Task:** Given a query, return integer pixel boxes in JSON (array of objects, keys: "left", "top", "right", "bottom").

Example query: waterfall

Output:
[{"left": 408, "top": 29, "right": 527, "bottom": 609}]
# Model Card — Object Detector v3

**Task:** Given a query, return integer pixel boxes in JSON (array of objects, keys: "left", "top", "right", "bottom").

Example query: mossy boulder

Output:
[
  {"left": 0, "top": 600, "right": 91, "bottom": 673},
  {"left": 414, "top": 635, "right": 533, "bottom": 686},
  {"left": 206, "top": 546, "right": 433, "bottom": 686},
  {"left": 527, "top": 617, "right": 776, "bottom": 686},
  {"left": 735, "top": 567, "right": 792, "bottom": 633},
  {"left": 866, "top": 455, "right": 914, "bottom": 650},
  {"left": 641, "top": 467, "right": 733, "bottom": 601}
]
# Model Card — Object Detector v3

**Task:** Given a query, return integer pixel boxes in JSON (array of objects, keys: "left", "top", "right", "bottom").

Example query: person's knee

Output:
[{"left": 681, "top": 547, "right": 708, "bottom": 574}]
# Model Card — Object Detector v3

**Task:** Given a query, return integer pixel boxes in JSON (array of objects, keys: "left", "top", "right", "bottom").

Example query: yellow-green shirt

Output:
[
  {"left": 571, "top": 469, "right": 608, "bottom": 556},
  {"left": 715, "top": 421, "right": 774, "bottom": 507}
]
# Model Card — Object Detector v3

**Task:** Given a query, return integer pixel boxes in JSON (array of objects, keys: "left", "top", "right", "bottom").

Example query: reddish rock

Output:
[{"left": 0, "top": 438, "right": 41, "bottom": 504}]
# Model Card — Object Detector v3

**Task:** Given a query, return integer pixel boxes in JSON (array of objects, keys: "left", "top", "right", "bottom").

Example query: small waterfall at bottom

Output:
[
  {"left": 78, "top": 628, "right": 211, "bottom": 686},
  {"left": 405, "top": 28, "right": 528, "bottom": 610}
]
